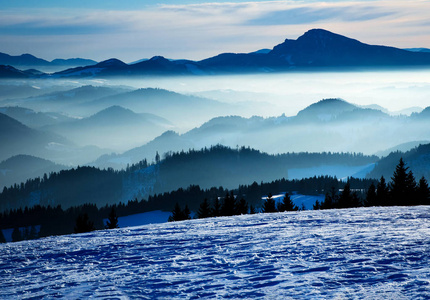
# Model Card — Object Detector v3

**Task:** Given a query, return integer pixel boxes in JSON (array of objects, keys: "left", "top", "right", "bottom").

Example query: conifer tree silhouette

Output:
[
  {"left": 106, "top": 207, "right": 119, "bottom": 229},
  {"left": 365, "top": 183, "right": 377, "bottom": 207},
  {"left": 416, "top": 176, "right": 430, "bottom": 205},
  {"left": 277, "top": 193, "right": 298, "bottom": 211},
  {"left": 262, "top": 193, "right": 277, "bottom": 213},
  {"left": 74, "top": 213, "right": 95, "bottom": 233},
  {"left": 0, "top": 229, "right": 6, "bottom": 243},
  {"left": 376, "top": 176, "right": 389, "bottom": 206},
  {"left": 390, "top": 158, "right": 416, "bottom": 206},
  {"left": 197, "top": 198, "right": 212, "bottom": 218}
]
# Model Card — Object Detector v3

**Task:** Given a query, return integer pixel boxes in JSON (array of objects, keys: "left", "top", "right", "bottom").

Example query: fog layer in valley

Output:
[
  {"left": 1, "top": 69, "right": 430, "bottom": 188},
  {"left": 114, "top": 69, "right": 430, "bottom": 117}
]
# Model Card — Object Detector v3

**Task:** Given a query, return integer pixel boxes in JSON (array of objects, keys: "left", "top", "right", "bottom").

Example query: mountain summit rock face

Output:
[{"left": 269, "top": 29, "right": 430, "bottom": 67}]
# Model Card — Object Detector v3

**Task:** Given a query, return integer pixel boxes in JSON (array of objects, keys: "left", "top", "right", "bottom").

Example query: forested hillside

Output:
[{"left": 0, "top": 145, "right": 377, "bottom": 212}]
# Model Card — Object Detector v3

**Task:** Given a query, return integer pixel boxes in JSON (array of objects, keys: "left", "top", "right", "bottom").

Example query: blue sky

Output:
[{"left": 1, "top": 1, "right": 429, "bottom": 62}]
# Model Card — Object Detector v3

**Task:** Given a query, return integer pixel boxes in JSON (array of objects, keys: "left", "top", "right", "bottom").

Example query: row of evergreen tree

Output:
[
  {"left": 169, "top": 192, "right": 254, "bottom": 221},
  {"left": 2, "top": 159, "right": 425, "bottom": 242},
  {"left": 2, "top": 175, "right": 369, "bottom": 242},
  {"left": 314, "top": 158, "right": 430, "bottom": 209},
  {"left": 2, "top": 208, "right": 120, "bottom": 243},
  {"left": 0, "top": 145, "right": 378, "bottom": 213},
  {"left": 169, "top": 192, "right": 301, "bottom": 221}
]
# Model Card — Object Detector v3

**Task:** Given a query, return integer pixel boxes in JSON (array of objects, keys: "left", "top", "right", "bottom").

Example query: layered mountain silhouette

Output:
[
  {"left": 42, "top": 106, "right": 174, "bottom": 151},
  {"left": 0, "top": 112, "right": 71, "bottom": 161},
  {"left": 0, "top": 155, "right": 67, "bottom": 189},
  {"left": 81, "top": 87, "right": 232, "bottom": 127},
  {"left": 367, "top": 143, "right": 430, "bottom": 181},
  {"left": 0, "top": 52, "right": 96, "bottom": 72},
  {"left": 42, "top": 29, "right": 430, "bottom": 77},
  {"left": 0, "top": 106, "right": 74, "bottom": 128},
  {"left": 1, "top": 85, "right": 131, "bottom": 113},
  {"left": 0, "top": 65, "right": 34, "bottom": 78},
  {"left": 91, "top": 98, "right": 430, "bottom": 169},
  {"left": 0, "top": 113, "right": 109, "bottom": 165}
]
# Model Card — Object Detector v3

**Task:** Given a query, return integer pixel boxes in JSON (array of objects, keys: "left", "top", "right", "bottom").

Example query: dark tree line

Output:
[
  {"left": 0, "top": 145, "right": 378, "bottom": 213},
  {"left": 315, "top": 158, "right": 430, "bottom": 210},
  {"left": 169, "top": 191, "right": 251, "bottom": 221},
  {"left": 0, "top": 175, "right": 378, "bottom": 242},
  {"left": 169, "top": 191, "right": 300, "bottom": 221}
]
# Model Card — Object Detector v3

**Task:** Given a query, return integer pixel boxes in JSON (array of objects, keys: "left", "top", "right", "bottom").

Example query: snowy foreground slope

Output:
[{"left": 2, "top": 207, "right": 430, "bottom": 299}]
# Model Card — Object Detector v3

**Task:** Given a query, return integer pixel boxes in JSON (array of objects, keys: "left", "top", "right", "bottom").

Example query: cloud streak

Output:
[{"left": 1, "top": 1, "right": 430, "bottom": 62}]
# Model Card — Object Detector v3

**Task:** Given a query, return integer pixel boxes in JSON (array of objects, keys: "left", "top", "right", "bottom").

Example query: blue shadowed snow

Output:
[
  {"left": 104, "top": 210, "right": 172, "bottom": 228},
  {"left": 264, "top": 193, "right": 324, "bottom": 210},
  {"left": 2, "top": 206, "right": 430, "bottom": 298}
]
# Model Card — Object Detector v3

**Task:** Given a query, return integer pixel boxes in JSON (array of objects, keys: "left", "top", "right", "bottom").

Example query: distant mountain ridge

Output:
[
  {"left": 3, "top": 29, "right": 430, "bottom": 78},
  {"left": 50, "top": 29, "right": 430, "bottom": 77},
  {"left": 0, "top": 155, "right": 67, "bottom": 189},
  {"left": 41, "top": 105, "right": 174, "bottom": 151},
  {"left": 0, "top": 52, "right": 97, "bottom": 71},
  {"left": 91, "top": 97, "right": 430, "bottom": 169}
]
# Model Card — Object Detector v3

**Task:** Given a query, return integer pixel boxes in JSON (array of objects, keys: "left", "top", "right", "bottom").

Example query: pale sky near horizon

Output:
[{"left": 1, "top": 0, "right": 430, "bottom": 62}]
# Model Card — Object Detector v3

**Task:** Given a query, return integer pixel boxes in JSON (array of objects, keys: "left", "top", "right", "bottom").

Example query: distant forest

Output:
[
  {"left": 0, "top": 145, "right": 378, "bottom": 212},
  {"left": 1, "top": 158, "right": 429, "bottom": 243},
  {"left": 0, "top": 174, "right": 375, "bottom": 242}
]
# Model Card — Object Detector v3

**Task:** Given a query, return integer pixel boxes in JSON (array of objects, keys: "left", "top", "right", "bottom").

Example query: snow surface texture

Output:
[{"left": 2, "top": 206, "right": 430, "bottom": 299}]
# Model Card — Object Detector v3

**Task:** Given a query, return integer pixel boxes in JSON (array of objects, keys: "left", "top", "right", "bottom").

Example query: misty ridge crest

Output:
[{"left": 2, "top": 89, "right": 430, "bottom": 170}]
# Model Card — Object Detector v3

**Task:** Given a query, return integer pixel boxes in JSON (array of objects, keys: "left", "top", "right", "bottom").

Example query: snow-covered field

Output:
[{"left": 2, "top": 206, "right": 430, "bottom": 299}]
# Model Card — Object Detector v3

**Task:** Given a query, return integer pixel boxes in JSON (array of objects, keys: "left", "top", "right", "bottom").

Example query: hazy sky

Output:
[{"left": 1, "top": 0, "right": 430, "bottom": 62}]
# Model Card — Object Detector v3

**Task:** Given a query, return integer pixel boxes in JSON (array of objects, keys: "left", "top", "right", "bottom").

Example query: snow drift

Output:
[{"left": 2, "top": 206, "right": 430, "bottom": 298}]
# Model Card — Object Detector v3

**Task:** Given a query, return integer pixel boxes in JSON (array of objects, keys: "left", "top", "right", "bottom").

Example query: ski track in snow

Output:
[{"left": 2, "top": 206, "right": 430, "bottom": 299}]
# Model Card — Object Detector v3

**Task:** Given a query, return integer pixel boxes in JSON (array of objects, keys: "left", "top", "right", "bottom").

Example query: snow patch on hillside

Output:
[
  {"left": 3, "top": 206, "right": 430, "bottom": 298},
  {"left": 264, "top": 192, "right": 324, "bottom": 210},
  {"left": 104, "top": 210, "right": 171, "bottom": 228}
]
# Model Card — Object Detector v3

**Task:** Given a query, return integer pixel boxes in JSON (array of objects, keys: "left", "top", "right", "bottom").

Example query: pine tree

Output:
[
  {"left": 376, "top": 176, "right": 389, "bottom": 206},
  {"left": 416, "top": 176, "right": 430, "bottom": 205},
  {"left": 221, "top": 192, "right": 236, "bottom": 216},
  {"left": 365, "top": 183, "right": 377, "bottom": 207},
  {"left": 321, "top": 186, "right": 338, "bottom": 209},
  {"left": 12, "top": 227, "right": 23, "bottom": 242},
  {"left": 351, "top": 191, "right": 362, "bottom": 207},
  {"left": 262, "top": 193, "right": 277, "bottom": 213},
  {"left": 390, "top": 158, "right": 416, "bottom": 206},
  {"left": 168, "top": 202, "right": 184, "bottom": 222},
  {"left": 277, "top": 193, "right": 298, "bottom": 211},
  {"left": 249, "top": 205, "right": 256, "bottom": 214},
  {"left": 168, "top": 203, "right": 191, "bottom": 221},
  {"left": 313, "top": 199, "right": 321, "bottom": 210},
  {"left": 183, "top": 205, "right": 191, "bottom": 220},
  {"left": 338, "top": 182, "right": 353, "bottom": 208},
  {"left": 212, "top": 197, "right": 221, "bottom": 217},
  {"left": 197, "top": 198, "right": 212, "bottom": 218},
  {"left": 106, "top": 207, "right": 119, "bottom": 229},
  {"left": 236, "top": 198, "right": 249, "bottom": 215},
  {"left": 74, "top": 213, "right": 95, "bottom": 233},
  {"left": 0, "top": 229, "right": 6, "bottom": 243},
  {"left": 300, "top": 203, "right": 306, "bottom": 211}
]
